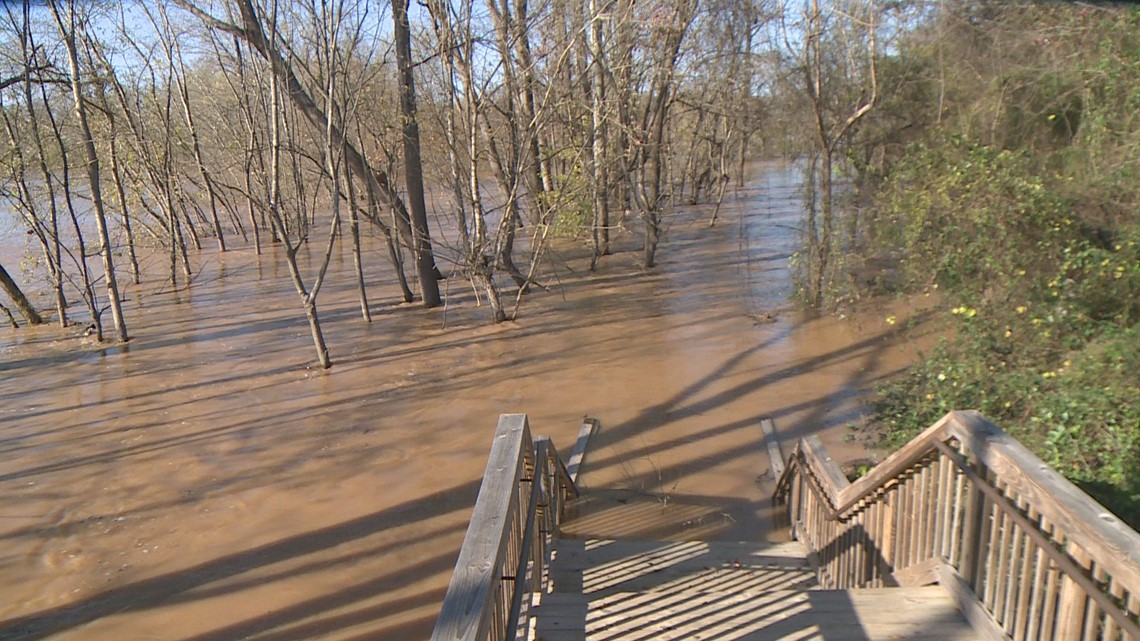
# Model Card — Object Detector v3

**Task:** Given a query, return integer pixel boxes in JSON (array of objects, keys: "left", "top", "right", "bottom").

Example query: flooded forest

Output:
[{"left": 3, "top": 1, "right": 1139, "bottom": 639}]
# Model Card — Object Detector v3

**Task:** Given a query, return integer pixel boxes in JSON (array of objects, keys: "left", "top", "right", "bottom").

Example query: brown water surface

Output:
[{"left": 0, "top": 163, "right": 935, "bottom": 640}]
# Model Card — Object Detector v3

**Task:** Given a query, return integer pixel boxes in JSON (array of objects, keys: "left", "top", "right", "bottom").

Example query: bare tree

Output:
[
  {"left": 777, "top": 0, "right": 878, "bottom": 306},
  {"left": 392, "top": 0, "right": 441, "bottom": 308},
  {"left": 175, "top": 0, "right": 443, "bottom": 308},
  {"left": 50, "top": 0, "right": 129, "bottom": 342}
]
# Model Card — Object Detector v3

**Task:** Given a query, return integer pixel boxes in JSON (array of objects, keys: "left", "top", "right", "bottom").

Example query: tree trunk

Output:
[
  {"left": 588, "top": 0, "right": 610, "bottom": 267},
  {"left": 0, "top": 262, "right": 44, "bottom": 326},
  {"left": 15, "top": 18, "right": 68, "bottom": 326},
  {"left": 392, "top": 0, "right": 442, "bottom": 308},
  {"left": 343, "top": 156, "right": 371, "bottom": 322},
  {"left": 53, "top": 0, "right": 129, "bottom": 342},
  {"left": 815, "top": 147, "right": 833, "bottom": 308}
]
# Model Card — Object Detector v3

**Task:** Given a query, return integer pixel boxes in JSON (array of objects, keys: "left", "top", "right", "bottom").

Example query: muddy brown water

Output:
[{"left": 0, "top": 163, "right": 936, "bottom": 640}]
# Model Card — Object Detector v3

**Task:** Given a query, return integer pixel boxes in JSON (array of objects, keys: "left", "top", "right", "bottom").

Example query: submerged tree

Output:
[
  {"left": 776, "top": 0, "right": 878, "bottom": 308},
  {"left": 49, "top": 0, "right": 130, "bottom": 342},
  {"left": 0, "top": 261, "right": 43, "bottom": 326}
]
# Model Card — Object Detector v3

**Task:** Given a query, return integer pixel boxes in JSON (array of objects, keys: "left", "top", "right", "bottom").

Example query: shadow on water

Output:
[{"left": 0, "top": 481, "right": 475, "bottom": 640}]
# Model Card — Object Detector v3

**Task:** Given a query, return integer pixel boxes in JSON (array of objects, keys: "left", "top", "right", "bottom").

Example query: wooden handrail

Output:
[
  {"left": 774, "top": 410, "right": 1140, "bottom": 641},
  {"left": 430, "top": 414, "right": 592, "bottom": 641}
]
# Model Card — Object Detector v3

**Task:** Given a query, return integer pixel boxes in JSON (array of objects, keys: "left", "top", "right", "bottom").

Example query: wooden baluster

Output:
[
  {"left": 1080, "top": 561, "right": 1108, "bottom": 634},
  {"left": 960, "top": 452, "right": 990, "bottom": 591},
  {"left": 1014, "top": 506, "right": 1043, "bottom": 641},
  {"left": 926, "top": 461, "right": 940, "bottom": 560},
  {"left": 839, "top": 511, "right": 849, "bottom": 587},
  {"left": 1056, "top": 542, "right": 1093, "bottom": 640},
  {"left": 882, "top": 485, "right": 896, "bottom": 580},
  {"left": 1101, "top": 576, "right": 1124, "bottom": 641},
  {"left": 858, "top": 505, "right": 869, "bottom": 586},
  {"left": 874, "top": 496, "right": 888, "bottom": 586},
  {"left": 863, "top": 505, "right": 874, "bottom": 586},
  {"left": 933, "top": 453, "right": 950, "bottom": 560},
  {"left": 832, "top": 509, "right": 841, "bottom": 587},
  {"left": 983, "top": 491, "right": 1005, "bottom": 611},
  {"left": 861, "top": 502, "right": 872, "bottom": 586},
  {"left": 831, "top": 515, "right": 841, "bottom": 587},
  {"left": 992, "top": 484, "right": 1015, "bottom": 626},
  {"left": 791, "top": 469, "right": 802, "bottom": 535},
  {"left": 1126, "top": 592, "right": 1139, "bottom": 641},
  {"left": 893, "top": 475, "right": 906, "bottom": 570},
  {"left": 900, "top": 473, "right": 914, "bottom": 569},
  {"left": 917, "top": 465, "right": 930, "bottom": 563},
  {"left": 1040, "top": 533, "right": 1062, "bottom": 640},
  {"left": 1001, "top": 501, "right": 1026, "bottom": 636},
  {"left": 909, "top": 472, "right": 923, "bottom": 567},
  {"left": 949, "top": 454, "right": 967, "bottom": 567}
]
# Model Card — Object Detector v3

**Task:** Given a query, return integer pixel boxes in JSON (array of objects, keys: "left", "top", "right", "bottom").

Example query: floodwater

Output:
[{"left": 0, "top": 163, "right": 935, "bottom": 640}]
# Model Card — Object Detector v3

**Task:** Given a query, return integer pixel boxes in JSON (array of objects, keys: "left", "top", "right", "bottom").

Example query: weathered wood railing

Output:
[
  {"left": 774, "top": 410, "right": 1140, "bottom": 641},
  {"left": 430, "top": 414, "right": 595, "bottom": 641}
]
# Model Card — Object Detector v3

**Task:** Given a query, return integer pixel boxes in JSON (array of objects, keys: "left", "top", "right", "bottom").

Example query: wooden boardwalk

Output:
[
  {"left": 430, "top": 413, "right": 1140, "bottom": 641},
  {"left": 533, "top": 538, "right": 979, "bottom": 641}
]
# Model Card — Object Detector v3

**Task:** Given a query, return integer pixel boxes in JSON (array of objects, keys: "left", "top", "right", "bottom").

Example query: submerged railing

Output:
[
  {"left": 430, "top": 414, "right": 594, "bottom": 641},
  {"left": 774, "top": 410, "right": 1140, "bottom": 641}
]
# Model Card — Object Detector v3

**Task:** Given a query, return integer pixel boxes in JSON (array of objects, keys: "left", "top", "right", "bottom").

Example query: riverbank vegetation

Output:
[{"left": 780, "top": 3, "right": 1140, "bottom": 525}]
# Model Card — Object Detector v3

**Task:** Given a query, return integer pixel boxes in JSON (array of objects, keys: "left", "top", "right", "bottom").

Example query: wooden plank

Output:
[
  {"left": 938, "top": 563, "right": 1013, "bottom": 641},
  {"left": 538, "top": 586, "right": 962, "bottom": 612},
  {"left": 566, "top": 418, "right": 598, "bottom": 485},
  {"left": 547, "top": 539, "right": 817, "bottom": 596},
  {"left": 430, "top": 414, "right": 529, "bottom": 641},
  {"left": 549, "top": 539, "right": 809, "bottom": 569},
  {"left": 892, "top": 557, "right": 943, "bottom": 587},
  {"left": 535, "top": 587, "right": 981, "bottom": 641},
  {"left": 761, "top": 418, "right": 785, "bottom": 479}
]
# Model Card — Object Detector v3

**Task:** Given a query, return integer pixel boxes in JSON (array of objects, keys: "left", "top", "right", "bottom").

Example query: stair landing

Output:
[{"left": 532, "top": 539, "right": 980, "bottom": 641}]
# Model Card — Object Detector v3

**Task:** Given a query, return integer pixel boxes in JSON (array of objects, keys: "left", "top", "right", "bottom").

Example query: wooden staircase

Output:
[
  {"left": 532, "top": 536, "right": 979, "bottom": 641},
  {"left": 429, "top": 413, "right": 1140, "bottom": 641}
]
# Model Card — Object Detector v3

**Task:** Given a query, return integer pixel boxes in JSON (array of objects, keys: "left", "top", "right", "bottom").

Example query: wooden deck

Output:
[{"left": 533, "top": 539, "right": 980, "bottom": 641}]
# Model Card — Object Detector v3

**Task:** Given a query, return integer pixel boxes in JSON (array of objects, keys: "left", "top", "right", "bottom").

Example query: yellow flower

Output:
[
  {"left": 937, "top": 373, "right": 947, "bottom": 381},
  {"left": 886, "top": 316, "right": 897, "bottom": 326},
  {"left": 1016, "top": 306, "right": 1028, "bottom": 314}
]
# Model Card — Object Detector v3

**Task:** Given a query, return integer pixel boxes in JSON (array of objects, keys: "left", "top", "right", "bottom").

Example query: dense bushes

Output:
[
  {"left": 867, "top": 141, "right": 1140, "bottom": 527},
  {"left": 849, "top": 5, "right": 1140, "bottom": 526}
]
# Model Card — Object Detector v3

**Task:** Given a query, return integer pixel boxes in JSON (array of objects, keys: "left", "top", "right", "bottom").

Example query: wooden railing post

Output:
[
  {"left": 881, "top": 484, "right": 895, "bottom": 577},
  {"left": 958, "top": 449, "right": 988, "bottom": 589}
]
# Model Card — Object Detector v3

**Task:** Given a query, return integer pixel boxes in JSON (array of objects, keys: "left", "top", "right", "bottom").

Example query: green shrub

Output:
[{"left": 867, "top": 139, "right": 1140, "bottom": 527}]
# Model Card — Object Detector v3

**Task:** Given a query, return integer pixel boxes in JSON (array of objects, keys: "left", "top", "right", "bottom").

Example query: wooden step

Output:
[
  {"left": 532, "top": 585, "right": 980, "bottom": 641},
  {"left": 548, "top": 539, "right": 817, "bottom": 596}
]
